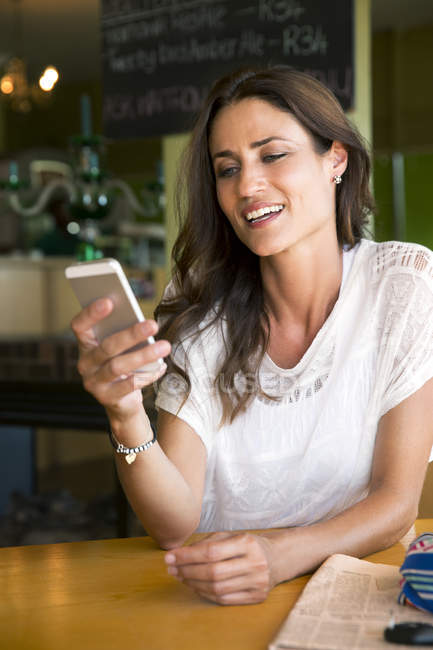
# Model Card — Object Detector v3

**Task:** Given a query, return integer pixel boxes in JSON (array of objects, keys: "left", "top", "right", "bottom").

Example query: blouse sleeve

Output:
[
  {"left": 379, "top": 262, "right": 433, "bottom": 421},
  {"left": 154, "top": 283, "right": 219, "bottom": 454},
  {"left": 154, "top": 336, "right": 217, "bottom": 454}
]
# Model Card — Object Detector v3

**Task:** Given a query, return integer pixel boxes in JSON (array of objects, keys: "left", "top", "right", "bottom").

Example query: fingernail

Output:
[
  {"left": 140, "top": 322, "right": 154, "bottom": 334},
  {"left": 95, "top": 299, "right": 108, "bottom": 312},
  {"left": 167, "top": 566, "right": 178, "bottom": 576},
  {"left": 155, "top": 341, "right": 170, "bottom": 356},
  {"left": 165, "top": 553, "right": 175, "bottom": 564}
]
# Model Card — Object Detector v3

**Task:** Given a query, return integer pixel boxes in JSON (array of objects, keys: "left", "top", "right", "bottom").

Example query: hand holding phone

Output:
[{"left": 65, "top": 258, "right": 164, "bottom": 375}]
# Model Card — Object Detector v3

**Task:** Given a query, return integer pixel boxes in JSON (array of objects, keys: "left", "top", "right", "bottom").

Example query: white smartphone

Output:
[{"left": 65, "top": 258, "right": 163, "bottom": 374}]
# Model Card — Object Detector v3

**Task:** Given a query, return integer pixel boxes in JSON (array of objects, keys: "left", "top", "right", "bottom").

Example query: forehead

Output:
[{"left": 208, "top": 97, "right": 311, "bottom": 153}]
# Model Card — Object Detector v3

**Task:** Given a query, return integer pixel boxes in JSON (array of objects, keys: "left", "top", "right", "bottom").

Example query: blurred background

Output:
[{"left": 0, "top": 0, "right": 432, "bottom": 545}]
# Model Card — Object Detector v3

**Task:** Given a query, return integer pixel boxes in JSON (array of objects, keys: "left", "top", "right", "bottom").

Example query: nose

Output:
[{"left": 236, "top": 164, "right": 265, "bottom": 198}]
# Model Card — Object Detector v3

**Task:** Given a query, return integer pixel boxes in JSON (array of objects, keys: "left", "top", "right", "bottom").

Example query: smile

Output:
[{"left": 244, "top": 204, "right": 284, "bottom": 223}]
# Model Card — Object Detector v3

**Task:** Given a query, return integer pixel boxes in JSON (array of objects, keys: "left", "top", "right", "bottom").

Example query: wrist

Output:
[
  {"left": 108, "top": 409, "right": 154, "bottom": 448},
  {"left": 261, "top": 526, "right": 327, "bottom": 584},
  {"left": 109, "top": 425, "right": 156, "bottom": 464}
]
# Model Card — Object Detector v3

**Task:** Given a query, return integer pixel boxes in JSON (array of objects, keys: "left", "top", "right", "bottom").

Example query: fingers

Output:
[
  {"left": 165, "top": 533, "right": 272, "bottom": 606},
  {"left": 71, "top": 302, "right": 171, "bottom": 411},
  {"left": 206, "top": 590, "right": 264, "bottom": 606},
  {"left": 71, "top": 298, "right": 113, "bottom": 351},
  {"left": 82, "top": 346, "right": 169, "bottom": 407},
  {"left": 183, "top": 576, "right": 269, "bottom": 606},
  {"left": 97, "top": 333, "right": 170, "bottom": 382},
  {"left": 166, "top": 532, "right": 249, "bottom": 566},
  {"left": 85, "top": 361, "right": 167, "bottom": 408},
  {"left": 167, "top": 554, "right": 250, "bottom": 582},
  {"left": 77, "top": 318, "right": 170, "bottom": 381},
  {"left": 91, "top": 319, "right": 160, "bottom": 369},
  {"left": 92, "top": 338, "right": 169, "bottom": 385}
]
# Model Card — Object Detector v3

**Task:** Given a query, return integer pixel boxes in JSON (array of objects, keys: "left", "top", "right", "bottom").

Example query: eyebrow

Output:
[{"left": 212, "top": 136, "right": 293, "bottom": 160}]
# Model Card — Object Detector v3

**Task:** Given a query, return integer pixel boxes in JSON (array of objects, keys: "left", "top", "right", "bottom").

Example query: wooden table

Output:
[{"left": 1, "top": 520, "right": 432, "bottom": 650}]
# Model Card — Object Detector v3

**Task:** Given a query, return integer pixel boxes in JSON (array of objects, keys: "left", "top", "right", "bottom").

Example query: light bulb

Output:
[
  {"left": 67, "top": 221, "right": 80, "bottom": 235},
  {"left": 39, "top": 76, "right": 54, "bottom": 91},
  {"left": 0, "top": 75, "right": 14, "bottom": 95},
  {"left": 43, "top": 66, "right": 59, "bottom": 85},
  {"left": 39, "top": 66, "right": 59, "bottom": 92}
]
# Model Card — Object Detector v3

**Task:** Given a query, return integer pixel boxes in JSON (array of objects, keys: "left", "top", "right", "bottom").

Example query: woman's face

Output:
[{"left": 208, "top": 98, "right": 347, "bottom": 258}]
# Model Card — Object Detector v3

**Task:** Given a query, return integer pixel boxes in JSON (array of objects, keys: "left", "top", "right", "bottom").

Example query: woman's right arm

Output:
[{"left": 71, "top": 297, "right": 207, "bottom": 549}]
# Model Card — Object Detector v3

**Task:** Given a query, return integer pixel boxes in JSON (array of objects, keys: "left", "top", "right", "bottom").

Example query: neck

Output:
[{"left": 260, "top": 232, "right": 343, "bottom": 339}]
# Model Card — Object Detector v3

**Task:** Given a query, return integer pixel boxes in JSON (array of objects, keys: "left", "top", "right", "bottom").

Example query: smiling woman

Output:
[
  {"left": 70, "top": 66, "right": 433, "bottom": 606},
  {"left": 158, "top": 66, "right": 374, "bottom": 417},
  {"left": 209, "top": 98, "right": 347, "bottom": 258}
]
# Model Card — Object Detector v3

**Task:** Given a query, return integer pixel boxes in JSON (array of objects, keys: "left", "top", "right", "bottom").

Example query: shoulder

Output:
[
  {"left": 351, "top": 240, "right": 433, "bottom": 302},
  {"left": 352, "top": 242, "right": 433, "bottom": 348},
  {"left": 358, "top": 239, "right": 433, "bottom": 283},
  {"left": 342, "top": 240, "right": 433, "bottom": 334}
]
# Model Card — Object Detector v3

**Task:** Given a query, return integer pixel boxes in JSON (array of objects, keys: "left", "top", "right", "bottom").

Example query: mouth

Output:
[{"left": 243, "top": 204, "right": 284, "bottom": 224}]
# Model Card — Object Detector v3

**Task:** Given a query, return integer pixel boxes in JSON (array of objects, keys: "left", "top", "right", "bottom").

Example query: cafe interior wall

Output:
[
  {"left": 372, "top": 23, "right": 433, "bottom": 248},
  {"left": 371, "top": 21, "right": 433, "bottom": 517}
]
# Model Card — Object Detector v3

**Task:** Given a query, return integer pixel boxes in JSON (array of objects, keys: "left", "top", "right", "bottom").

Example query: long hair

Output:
[{"left": 156, "top": 66, "right": 374, "bottom": 424}]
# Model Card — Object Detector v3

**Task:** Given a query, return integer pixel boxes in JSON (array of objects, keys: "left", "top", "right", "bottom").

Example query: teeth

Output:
[{"left": 245, "top": 204, "right": 284, "bottom": 221}]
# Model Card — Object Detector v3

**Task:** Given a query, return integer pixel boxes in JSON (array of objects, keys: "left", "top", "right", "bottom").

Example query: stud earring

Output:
[{"left": 333, "top": 175, "right": 342, "bottom": 185}]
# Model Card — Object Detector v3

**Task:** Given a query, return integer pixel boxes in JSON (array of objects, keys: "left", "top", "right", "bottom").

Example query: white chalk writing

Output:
[
  {"left": 259, "top": 0, "right": 305, "bottom": 22},
  {"left": 104, "top": 85, "right": 209, "bottom": 121},
  {"left": 158, "top": 37, "right": 237, "bottom": 65},
  {"left": 170, "top": 4, "right": 226, "bottom": 32},
  {"left": 283, "top": 24, "right": 327, "bottom": 56},
  {"left": 238, "top": 29, "right": 265, "bottom": 57},
  {"left": 104, "top": 17, "right": 168, "bottom": 45},
  {"left": 304, "top": 67, "right": 353, "bottom": 100}
]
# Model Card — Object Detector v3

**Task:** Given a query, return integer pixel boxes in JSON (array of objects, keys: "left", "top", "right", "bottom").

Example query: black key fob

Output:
[{"left": 384, "top": 622, "right": 433, "bottom": 645}]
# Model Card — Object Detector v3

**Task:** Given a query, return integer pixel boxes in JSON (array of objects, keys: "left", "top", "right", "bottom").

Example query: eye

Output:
[
  {"left": 216, "top": 165, "right": 239, "bottom": 178},
  {"left": 262, "top": 153, "right": 287, "bottom": 163}
]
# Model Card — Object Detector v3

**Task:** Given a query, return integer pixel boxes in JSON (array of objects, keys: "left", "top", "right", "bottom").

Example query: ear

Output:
[{"left": 327, "top": 141, "right": 348, "bottom": 181}]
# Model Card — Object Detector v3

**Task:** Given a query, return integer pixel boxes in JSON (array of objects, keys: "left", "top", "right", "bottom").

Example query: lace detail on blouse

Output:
[
  {"left": 371, "top": 242, "right": 433, "bottom": 414},
  {"left": 256, "top": 366, "right": 332, "bottom": 405},
  {"left": 373, "top": 240, "right": 433, "bottom": 278}
]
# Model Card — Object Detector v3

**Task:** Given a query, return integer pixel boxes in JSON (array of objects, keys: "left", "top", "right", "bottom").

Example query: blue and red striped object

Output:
[{"left": 398, "top": 532, "right": 433, "bottom": 614}]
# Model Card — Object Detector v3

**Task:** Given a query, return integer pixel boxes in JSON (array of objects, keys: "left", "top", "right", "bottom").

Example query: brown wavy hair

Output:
[{"left": 155, "top": 66, "right": 374, "bottom": 424}]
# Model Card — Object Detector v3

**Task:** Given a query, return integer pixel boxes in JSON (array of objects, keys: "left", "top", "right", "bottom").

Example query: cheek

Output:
[
  {"left": 216, "top": 185, "right": 233, "bottom": 217},
  {"left": 284, "top": 167, "right": 329, "bottom": 203},
  {"left": 215, "top": 187, "right": 238, "bottom": 234},
  {"left": 273, "top": 165, "right": 310, "bottom": 199}
]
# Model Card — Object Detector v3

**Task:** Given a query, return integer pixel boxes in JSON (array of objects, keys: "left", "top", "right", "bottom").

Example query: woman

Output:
[{"left": 72, "top": 67, "right": 433, "bottom": 605}]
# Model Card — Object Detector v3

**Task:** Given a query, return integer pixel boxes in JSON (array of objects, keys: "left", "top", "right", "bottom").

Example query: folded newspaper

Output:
[{"left": 269, "top": 554, "right": 433, "bottom": 650}]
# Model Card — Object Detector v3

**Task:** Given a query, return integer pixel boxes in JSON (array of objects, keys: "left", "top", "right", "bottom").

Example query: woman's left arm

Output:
[{"left": 164, "top": 377, "right": 433, "bottom": 605}]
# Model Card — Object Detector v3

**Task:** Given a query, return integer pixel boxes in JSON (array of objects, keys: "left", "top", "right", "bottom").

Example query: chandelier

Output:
[
  {"left": 0, "top": 0, "right": 59, "bottom": 113},
  {"left": 1, "top": 94, "right": 165, "bottom": 262}
]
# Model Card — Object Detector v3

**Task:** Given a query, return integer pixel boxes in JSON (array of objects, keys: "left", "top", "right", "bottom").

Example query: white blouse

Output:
[{"left": 155, "top": 240, "right": 433, "bottom": 532}]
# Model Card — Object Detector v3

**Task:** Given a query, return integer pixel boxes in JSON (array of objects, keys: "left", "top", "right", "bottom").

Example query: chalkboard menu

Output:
[{"left": 101, "top": 0, "right": 354, "bottom": 139}]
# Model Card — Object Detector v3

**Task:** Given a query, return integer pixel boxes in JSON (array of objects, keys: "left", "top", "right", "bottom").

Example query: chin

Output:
[
  {"left": 251, "top": 245, "right": 288, "bottom": 258},
  {"left": 247, "top": 236, "right": 293, "bottom": 258}
]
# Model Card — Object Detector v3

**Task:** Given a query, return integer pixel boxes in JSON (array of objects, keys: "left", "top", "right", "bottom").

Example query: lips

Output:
[{"left": 243, "top": 203, "right": 284, "bottom": 223}]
